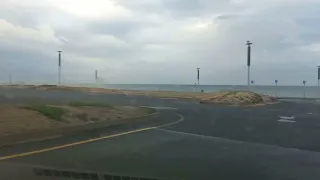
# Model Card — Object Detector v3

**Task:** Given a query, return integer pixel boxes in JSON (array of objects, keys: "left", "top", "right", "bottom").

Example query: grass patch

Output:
[
  {"left": 23, "top": 105, "right": 67, "bottom": 121},
  {"left": 141, "top": 107, "right": 157, "bottom": 114},
  {"left": 68, "top": 101, "right": 114, "bottom": 108}
]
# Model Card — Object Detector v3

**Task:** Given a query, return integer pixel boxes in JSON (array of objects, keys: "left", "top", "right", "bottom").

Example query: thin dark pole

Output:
[
  {"left": 95, "top": 70, "right": 98, "bottom": 81},
  {"left": 318, "top": 66, "right": 320, "bottom": 86},
  {"left": 57, "top": 51, "right": 62, "bottom": 86},
  {"left": 303, "top": 80, "right": 306, "bottom": 98},
  {"left": 275, "top": 80, "right": 278, "bottom": 97},
  {"left": 246, "top": 41, "right": 252, "bottom": 86},
  {"left": 197, "top": 68, "right": 200, "bottom": 85}
]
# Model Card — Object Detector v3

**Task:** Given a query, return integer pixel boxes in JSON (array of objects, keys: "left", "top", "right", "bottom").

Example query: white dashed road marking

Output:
[
  {"left": 278, "top": 119, "right": 296, "bottom": 123},
  {"left": 279, "top": 116, "right": 295, "bottom": 120},
  {"left": 278, "top": 116, "right": 296, "bottom": 123}
]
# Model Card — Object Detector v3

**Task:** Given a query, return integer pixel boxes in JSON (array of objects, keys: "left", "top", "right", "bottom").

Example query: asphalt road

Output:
[{"left": 1, "top": 88, "right": 320, "bottom": 180}]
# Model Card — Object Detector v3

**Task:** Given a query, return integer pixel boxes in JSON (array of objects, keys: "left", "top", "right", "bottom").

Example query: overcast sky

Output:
[{"left": 1, "top": 0, "right": 320, "bottom": 85}]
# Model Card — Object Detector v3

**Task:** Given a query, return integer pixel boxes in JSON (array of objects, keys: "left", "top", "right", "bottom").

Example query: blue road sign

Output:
[
  {"left": 251, "top": 80, "right": 254, "bottom": 84},
  {"left": 303, "top": 80, "right": 306, "bottom": 84},
  {"left": 275, "top": 80, "right": 278, "bottom": 84}
]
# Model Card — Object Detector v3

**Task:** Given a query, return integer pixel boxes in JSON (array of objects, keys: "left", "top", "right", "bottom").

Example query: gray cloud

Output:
[
  {"left": 0, "top": 0, "right": 320, "bottom": 85},
  {"left": 118, "top": 0, "right": 229, "bottom": 18},
  {"left": 87, "top": 18, "right": 157, "bottom": 38}
]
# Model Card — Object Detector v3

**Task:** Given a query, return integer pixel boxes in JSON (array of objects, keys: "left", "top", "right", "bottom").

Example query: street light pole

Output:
[
  {"left": 303, "top": 80, "right": 306, "bottom": 98},
  {"left": 95, "top": 70, "right": 98, "bottom": 82},
  {"left": 197, "top": 68, "right": 200, "bottom": 85},
  {"left": 246, "top": 41, "right": 252, "bottom": 86},
  {"left": 57, "top": 51, "right": 62, "bottom": 86},
  {"left": 317, "top": 66, "right": 320, "bottom": 86},
  {"left": 275, "top": 80, "right": 278, "bottom": 97}
]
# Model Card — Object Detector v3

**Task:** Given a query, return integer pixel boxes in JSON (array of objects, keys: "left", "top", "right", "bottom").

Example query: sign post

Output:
[
  {"left": 275, "top": 80, "right": 278, "bottom": 97},
  {"left": 248, "top": 80, "right": 254, "bottom": 91},
  {"left": 303, "top": 80, "right": 306, "bottom": 98}
]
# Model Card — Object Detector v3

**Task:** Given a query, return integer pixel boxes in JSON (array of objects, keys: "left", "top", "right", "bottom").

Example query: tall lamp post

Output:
[
  {"left": 246, "top": 41, "right": 252, "bottom": 86},
  {"left": 275, "top": 79, "right": 278, "bottom": 97},
  {"left": 318, "top": 66, "right": 320, "bottom": 86},
  {"left": 197, "top": 68, "right": 200, "bottom": 85},
  {"left": 303, "top": 80, "right": 306, "bottom": 98},
  {"left": 95, "top": 70, "right": 98, "bottom": 82},
  {"left": 57, "top": 51, "right": 62, "bottom": 86}
]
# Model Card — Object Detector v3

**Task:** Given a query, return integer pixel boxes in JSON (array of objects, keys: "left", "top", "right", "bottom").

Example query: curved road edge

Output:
[
  {"left": 0, "top": 109, "right": 160, "bottom": 148},
  {"left": 0, "top": 111, "right": 184, "bottom": 161}
]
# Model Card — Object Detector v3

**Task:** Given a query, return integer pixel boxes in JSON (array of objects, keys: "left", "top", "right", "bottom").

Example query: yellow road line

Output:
[
  {"left": 0, "top": 127, "right": 155, "bottom": 161},
  {"left": 0, "top": 113, "right": 185, "bottom": 161}
]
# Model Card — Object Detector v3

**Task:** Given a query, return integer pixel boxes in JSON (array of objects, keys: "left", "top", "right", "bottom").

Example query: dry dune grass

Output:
[
  {"left": 0, "top": 104, "right": 154, "bottom": 136},
  {"left": 58, "top": 105, "right": 151, "bottom": 125},
  {"left": 199, "top": 91, "right": 274, "bottom": 105},
  {"left": 0, "top": 105, "right": 58, "bottom": 136}
]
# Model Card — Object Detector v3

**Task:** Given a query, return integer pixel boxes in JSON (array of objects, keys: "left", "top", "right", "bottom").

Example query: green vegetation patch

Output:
[
  {"left": 24, "top": 105, "right": 67, "bottom": 121},
  {"left": 68, "top": 101, "right": 114, "bottom": 108}
]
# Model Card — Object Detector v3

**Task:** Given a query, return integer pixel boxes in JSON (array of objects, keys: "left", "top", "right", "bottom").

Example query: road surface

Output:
[{"left": 1, "top": 88, "right": 320, "bottom": 180}]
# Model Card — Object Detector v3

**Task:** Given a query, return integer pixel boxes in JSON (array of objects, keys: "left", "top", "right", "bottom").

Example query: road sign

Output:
[
  {"left": 251, "top": 80, "right": 254, "bottom": 84},
  {"left": 303, "top": 80, "right": 306, "bottom": 84},
  {"left": 275, "top": 80, "right": 278, "bottom": 84}
]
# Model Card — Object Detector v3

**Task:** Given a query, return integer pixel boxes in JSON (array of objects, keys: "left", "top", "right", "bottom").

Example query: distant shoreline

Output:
[
  {"left": 2, "top": 83, "right": 320, "bottom": 87},
  {"left": 0, "top": 84, "right": 277, "bottom": 105},
  {"left": 1, "top": 84, "right": 319, "bottom": 99}
]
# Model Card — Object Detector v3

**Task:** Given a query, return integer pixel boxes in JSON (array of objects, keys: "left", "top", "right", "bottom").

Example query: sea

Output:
[{"left": 80, "top": 84, "right": 320, "bottom": 99}]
